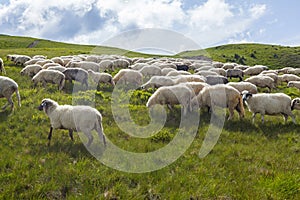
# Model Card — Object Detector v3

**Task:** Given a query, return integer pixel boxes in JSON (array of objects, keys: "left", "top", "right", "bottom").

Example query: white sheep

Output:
[
  {"left": 130, "top": 63, "right": 149, "bottom": 70},
  {"left": 222, "top": 63, "right": 237, "bottom": 70},
  {"left": 174, "top": 75, "right": 206, "bottom": 84},
  {"left": 38, "top": 98, "right": 106, "bottom": 146},
  {"left": 47, "top": 66, "right": 67, "bottom": 72},
  {"left": 161, "top": 68, "right": 177, "bottom": 76},
  {"left": 88, "top": 70, "right": 115, "bottom": 87},
  {"left": 195, "top": 70, "right": 219, "bottom": 77},
  {"left": 0, "top": 76, "right": 21, "bottom": 111},
  {"left": 36, "top": 59, "right": 54, "bottom": 67},
  {"left": 33, "top": 55, "right": 47, "bottom": 59},
  {"left": 287, "top": 81, "right": 300, "bottom": 90},
  {"left": 209, "top": 68, "right": 226, "bottom": 76},
  {"left": 146, "top": 85, "right": 193, "bottom": 116},
  {"left": 212, "top": 62, "right": 224, "bottom": 68},
  {"left": 113, "top": 69, "right": 143, "bottom": 85},
  {"left": 141, "top": 76, "right": 176, "bottom": 89},
  {"left": 278, "top": 74, "right": 300, "bottom": 83},
  {"left": 139, "top": 65, "right": 162, "bottom": 77},
  {"left": 99, "top": 60, "right": 114, "bottom": 71},
  {"left": 227, "top": 82, "right": 258, "bottom": 94},
  {"left": 157, "top": 63, "right": 177, "bottom": 69},
  {"left": 24, "top": 58, "right": 43, "bottom": 66},
  {"left": 20, "top": 64, "right": 43, "bottom": 77},
  {"left": 245, "top": 76, "right": 275, "bottom": 91},
  {"left": 180, "top": 82, "right": 209, "bottom": 96},
  {"left": 113, "top": 59, "right": 130, "bottom": 69},
  {"left": 242, "top": 91, "right": 295, "bottom": 124},
  {"left": 243, "top": 65, "right": 267, "bottom": 76},
  {"left": 0, "top": 58, "right": 6, "bottom": 74},
  {"left": 14, "top": 55, "right": 31, "bottom": 66},
  {"left": 277, "top": 67, "right": 294, "bottom": 74},
  {"left": 205, "top": 75, "right": 228, "bottom": 85},
  {"left": 66, "top": 61, "right": 100, "bottom": 72},
  {"left": 234, "top": 65, "right": 249, "bottom": 71},
  {"left": 51, "top": 57, "right": 65, "bottom": 66},
  {"left": 191, "top": 85, "right": 245, "bottom": 120},
  {"left": 166, "top": 70, "right": 191, "bottom": 76},
  {"left": 42, "top": 63, "right": 62, "bottom": 69},
  {"left": 32, "top": 70, "right": 65, "bottom": 90}
]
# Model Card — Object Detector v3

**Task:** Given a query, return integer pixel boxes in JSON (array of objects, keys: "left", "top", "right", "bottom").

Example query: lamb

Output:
[
  {"left": 287, "top": 81, "right": 300, "bottom": 90},
  {"left": 227, "top": 82, "right": 258, "bottom": 94},
  {"left": 242, "top": 91, "right": 295, "bottom": 124},
  {"left": 62, "top": 68, "right": 89, "bottom": 88},
  {"left": 0, "top": 76, "right": 21, "bottom": 111},
  {"left": 191, "top": 85, "right": 244, "bottom": 120},
  {"left": 20, "top": 64, "right": 43, "bottom": 77},
  {"left": 38, "top": 98, "right": 106, "bottom": 146},
  {"left": 245, "top": 76, "right": 275, "bottom": 91},
  {"left": 139, "top": 65, "right": 162, "bottom": 77},
  {"left": 146, "top": 85, "right": 193, "bottom": 116},
  {"left": 243, "top": 65, "right": 268, "bottom": 76},
  {"left": 0, "top": 58, "right": 6, "bottom": 74},
  {"left": 66, "top": 61, "right": 100, "bottom": 72},
  {"left": 206, "top": 75, "right": 228, "bottom": 85},
  {"left": 113, "top": 69, "right": 143, "bottom": 85},
  {"left": 226, "top": 69, "right": 244, "bottom": 81},
  {"left": 141, "top": 76, "right": 176, "bottom": 89},
  {"left": 32, "top": 70, "right": 65, "bottom": 90},
  {"left": 278, "top": 74, "right": 300, "bottom": 83},
  {"left": 88, "top": 70, "right": 115, "bottom": 87}
]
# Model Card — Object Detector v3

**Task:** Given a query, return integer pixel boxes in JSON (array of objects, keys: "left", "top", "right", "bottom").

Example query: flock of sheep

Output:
[{"left": 1, "top": 53, "right": 300, "bottom": 146}]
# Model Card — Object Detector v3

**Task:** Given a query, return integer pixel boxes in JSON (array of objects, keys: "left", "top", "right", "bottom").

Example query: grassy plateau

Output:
[{"left": 0, "top": 35, "right": 299, "bottom": 199}]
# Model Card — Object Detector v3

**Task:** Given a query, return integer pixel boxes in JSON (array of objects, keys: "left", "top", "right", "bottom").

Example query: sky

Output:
[{"left": 0, "top": 0, "right": 299, "bottom": 53}]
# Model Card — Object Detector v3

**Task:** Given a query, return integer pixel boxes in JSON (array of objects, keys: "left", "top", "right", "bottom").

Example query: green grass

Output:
[
  {"left": 0, "top": 35, "right": 300, "bottom": 199},
  {"left": 178, "top": 43, "right": 300, "bottom": 69}
]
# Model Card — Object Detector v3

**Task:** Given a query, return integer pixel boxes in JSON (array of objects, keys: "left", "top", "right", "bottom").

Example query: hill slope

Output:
[{"left": 178, "top": 43, "right": 300, "bottom": 69}]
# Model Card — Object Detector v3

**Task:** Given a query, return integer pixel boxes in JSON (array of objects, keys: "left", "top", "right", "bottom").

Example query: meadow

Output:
[{"left": 0, "top": 35, "right": 299, "bottom": 199}]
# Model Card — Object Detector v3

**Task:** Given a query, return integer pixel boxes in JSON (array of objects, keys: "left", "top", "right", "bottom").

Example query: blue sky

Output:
[{"left": 0, "top": 0, "right": 299, "bottom": 52}]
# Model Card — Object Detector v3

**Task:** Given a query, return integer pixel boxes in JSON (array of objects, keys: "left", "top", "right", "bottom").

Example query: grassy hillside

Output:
[
  {"left": 179, "top": 43, "right": 300, "bottom": 69},
  {"left": 0, "top": 36, "right": 300, "bottom": 199}
]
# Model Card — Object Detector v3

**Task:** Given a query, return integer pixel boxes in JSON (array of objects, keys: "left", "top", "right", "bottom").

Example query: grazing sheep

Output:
[
  {"left": 157, "top": 63, "right": 177, "bottom": 69},
  {"left": 234, "top": 65, "right": 249, "bottom": 71},
  {"left": 222, "top": 63, "right": 237, "bottom": 70},
  {"left": 130, "top": 63, "right": 149, "bottom": 70},
  {"left": 195, "top": 70, "right": 218, "bottom": 77},
  {"left": 227, "top": 82, "right": 258, "bottom": 94},
  {"left": 42, "top": 63, "right": 61, "bottom": 69},
  {"left": 209, "top": 68, "right": 226, "bottom": 76},
  {"left": 99, "top": 60, "right": 114, "bottom": 71},
  {"left": 47, "top": 66, "right": 67, "bottom": 73},
  {"left": 277, "top": 67, "right": 294, "bottom": 74},
  {"left": 245, "top": 76, "right": 275, "bottom": 91},
  {"left": 206, "top": 75, "right": 228, "bottom": 85},
  {"left": 174, "top": 75, "right": 206, "bottom": 84},
  {"left": 259, "top": 73, "right": 278, "bottom": 85},
  {"left": 33, "top": 55, "right": 47, "bottom": 59},
  {"left": 0, "top": 76, "right": 21, "bottom": 111},
  {"left": 32, "top": 70, "right": 65, "bottom": 90},
  {"left": 20, "top": 64, "right": 43, "bottom": 77},
  {"left": 243, "top": 65, "right": 268, "bottom": 76},
  {"left": 88, "top": 70, "right": 114, "bottom": 87},
  {"left": 180, "top": 82, "right": 209, "bottom": 96},
  {"left": 286, "top": 68, "right": 300, "bottom": 75},
  {"left": 62, "top": 68, "right": 89, "bottom": 88},
  {"left": 191, "top": 85, "right": 244, "bottom": 120},
  {"left": 278, "top": 74, "right": 300, "bottom": 83},
  {"left": 36, "top": 59, "right": 54, "bottom": 67},
  {"left": 24, "top": 58, "right": 43, "bottom": 66},
  {"left": 141, "top": 76, "right": 176, "bottom": 89},
  {"left": 139, "top": 65, "right": 162, "bottom": 77},
  {"left": 38, "top": 98, "right": 106, "bottom": 146},
  {"left": 287, "top": 81, "right": 300, "bottom": 90},
  {"left": 66, "top": 61, "right": 100, "bottom": 72},
  {"left": 212, "top": 62, "right": 224, "bottom": 68},
  {"left": 166, "top": 70, "right": 191, "bottom": 76},
  {"left": 113, "top": 69, "right": 143, "bottom": 85},
  {"left": 113, "top": 59, "right": 130, "bottom": 69},
  {"left": 260, "top": 70, "right": 278, "bottom": 75},
  {"left": 0, "top": 58, "right": 6, "bottom": 74},
  {"left": 161, "top": 68, "right": 177, "bottom": 76},
  {"left": 14, "top": 55, "right": 31, "bottom": 66},
  {"left": 51, "top": 57, "right": 65, "bottom": 66},
  {"left": 146, "top": 85, "right": 193, "bottom": 116},
  {"left": 242, "top": 91, "right": 295, "bottom": 124},
  {"left": 226, "top": 69, "right": 244, "bottom": 81}
]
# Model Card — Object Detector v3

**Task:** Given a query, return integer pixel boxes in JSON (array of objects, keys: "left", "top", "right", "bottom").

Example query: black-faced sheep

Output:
[
  {"left": 38, "top": 98, "right": 106, "bottom": 146},
  {"left": 242, "top": 91, "right": 295, "bottom": 124}
]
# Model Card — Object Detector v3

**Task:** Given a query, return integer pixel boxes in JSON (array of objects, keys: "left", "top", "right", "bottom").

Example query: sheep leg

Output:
[
  {"left": 167, "top": 104, "right": 173, "bottom": 111},
  {"left": 228, "top": 107, "right": 234, "bottom": 120},
  {"left": 96, "top": 126, "right": 106, "bottom": 146},
  {"left": 84, "top": 131, "right": 93, "bottom": 147},
  {"left": 261, "top": 114, "right": 265, "bottom": 124},
  {"left": 47, "top": 127, "right": 53, "bottom": 146},
  {"left": 68, "top": 130, "right": 74, "bottom": 141},
  {"left": 252, "top": 113, "right": 256, "bottom": 123},
  {"left": 2, "top": 102, "right": 9, "bottom": 110}
]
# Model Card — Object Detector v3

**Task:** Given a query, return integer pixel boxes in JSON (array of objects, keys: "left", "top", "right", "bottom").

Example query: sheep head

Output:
[
  {"left": 38, "top": 98, "right": 58, "bottom": 113},
  {"left": 291, "top": 98, "right": 300, "bottom": 110}
]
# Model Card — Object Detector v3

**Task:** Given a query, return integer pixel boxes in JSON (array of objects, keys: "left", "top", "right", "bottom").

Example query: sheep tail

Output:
[
  {"left": 16, "top": 87, "right": 21, "bottom": 107},
  {"left": 237, "top": 96, "right": 245, "bottom": 118}
]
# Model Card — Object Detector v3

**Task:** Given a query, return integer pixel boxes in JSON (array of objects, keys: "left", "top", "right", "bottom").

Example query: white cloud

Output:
[{"left": 0, "top": 0, "right": 269, "bottom": 50}]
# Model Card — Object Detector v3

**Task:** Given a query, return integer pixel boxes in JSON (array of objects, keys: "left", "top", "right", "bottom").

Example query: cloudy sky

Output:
[{"left": 0, "top": 0, "right": 299, "bottom": 53}]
